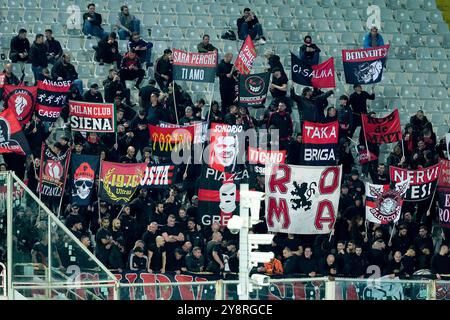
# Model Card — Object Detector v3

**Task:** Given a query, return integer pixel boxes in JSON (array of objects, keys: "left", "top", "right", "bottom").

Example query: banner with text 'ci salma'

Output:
[
  {"left": 172, "top": 49, "right": 217, "bottom": 83},
  {"left": 69, "top": 101, "right": 116, "bottom": 133},
  {"left": 302, "top": 120, "right": 338, "bottom": 165},
  {"left": 238, "top": 72, "right": 271, "bottom": 108},
  {"left": 342, "top": 45, "right": 389, "bottom": 84},
  {"left": 290, "top": 53, "right": 335, "bottom": 88}
]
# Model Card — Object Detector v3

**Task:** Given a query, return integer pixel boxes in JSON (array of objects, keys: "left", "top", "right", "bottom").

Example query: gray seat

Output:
[
  {"left": 23, "top": 9, "right": 41, "bottom": 23},
  {"left": 168, "top": 28, "right": 184, "bottom": 40},
  {"left": 404, "top": 60, "right": 419, "bottom": 72},
  {"left": 400, "top": 22, "right": 416, "bottom": 34},
  {"left": 425, "top": 35, "right": 442, "bottom": 47},
  {"left": 340, "top": 32, "right": 355, "bottom": 45},
  {"left": 387, "top": 0, "right": 401, "bottom": 10},
  {"left": 78, "top": 65, "right": 93, "bottom": 78},
  {"left": 328, "top": 8, "right": 344, "bottom": 20},
  {"left": 289, "top": 31, "right": 302, "bottom": 43},
  {"left": 314, "top": 19, "right": 331, "bottom": 31},
  {"left": 194, "top": 16, "right": 210, "bottom": 28},
  {"left": 322, "top": 33, "right": 338, "bottom": 44},
  {"left": 396, "top": 10, "right": 411, "bottom": 22},
  {"left": 141, "top": 2, "right": 158, "bottom": 13},
  {"left": 418, "top": 86, "right": 434, "bottom": 99},
  {"left": 400, "top": 86, "right": 417, "bottom": 98},
  {"left": 208, "top": 4, "right": 225, "bottom": 15},
  {"left": 277, "top": 5, "right": 292, "bottom": 17},
  {"left": 434, "top": 88, "right": 449, "bottom": 100},
  {"left": 426, "top": 73, "right": 443, "bottom": 87},
  {"left": 41, "top": 11, "right": 56, "bottom": 24},
  {"left": 416, "top": 47, "right": 431, "bottom": 59},
  {"left": 352, "top": 0, "right": 369, "bottom": 9},
  {"left": 177, "top": 16, "right": 193, "bottom": 28},
  {"left": 84, "top": 38, "right": 97, "bottom": 50},
  {"left": 94, "top": 64, "right": 108, "bottom": 79},
  {"left": 418, "top": 60, "right": 434, "bottom": 72},
  {"left": 371, "top": 98, "right": 386, "bottom": 110},
  {"left": 383, "top": 21, "right": 399, "bottom": 33},
  {"left": 185, "top": 28, "right": 204, "bottom": 41},
  {"left": 394, "top": 73, "right": 409, "bottom": 85},
  {"left": 33, "top": 23, "right": 46, "bottom": 35},
  {"left": 411, "top": 73, "right": 428, "bottom": 86},
  {"left": 320, "top": 0, "right": 335, "bottom": 7},
  {"left": 429, "top": 11, "right": 443, "bottom": 23},
  {"left": 66, "top": 38, "right": 82, "bottom": 51},
  {"left": 332, "top": 21, "right": 347, "bottom": 32},
  {"left": 349, "top": 20, "right": 365, "bottom": 32},
  {"left": 436, "top": 22, "right": 450, "bottom": 35},
  {"left": 391, "top": 34, "right": 407, "bottom": 46},
  {"left": 159, "top": 15, "right": 175, "bottom": 27},
  {"left": 418, "top": 22, "right": 434, "bottom": 35},
  {"left": 8, "top": 9, "right": 24, "bottom": 22},
  {"left": 444, "top": 34, "right": 450, "bottom": 49},
  {"left": 298, "top": 20, "right": 313, "bottom": 32},
  {"left": 294, "top": 7, "right": 312, "bottom": 18},
  {"left": 343, "top": 8, "right": 361, "bottom": 20},
  {"left": 383, "top": 86, "right": 398, "bottom": 98},
  {"left": 280, "top": 18, "right": 292, "bottom": 30},
  {"left": 408, "top": 35, "right": 424, "bottom": 47},
  {"left": 264, "top": 17, "right": 280, "bottom": 30},
  {"left": 258, "top": 7, "right": 275, "bottom": 17},
  {"left": 412, "top": 10, "right": 428, "bottom": 22},
  {"left": 431, "top": 48, "right": 448, "bottom": 60},
  {"left": 142, "top": 14, "right": 159, "bottom": 27},
  {"left": 39, "top": 0, "right": 55, "bottom": 9},
  {"left": 423, "top": 0, "right": 437, "bottom": 11},
  {"left": 158, "top": 4, "right": 175, "bottom": 13},
  {"left": 311, "top": 7, "right": 326, "bottom": 19},
  {"left": 396, "top": 46, "right": 415, "bottom": 60}
]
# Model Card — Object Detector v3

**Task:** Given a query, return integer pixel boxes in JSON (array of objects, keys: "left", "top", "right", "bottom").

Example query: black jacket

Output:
[
  {"left": 291, "top": 88, "right": 333, "bottom": 123},
  {"left": 216, "top": 59, "right": 235, "bottom": 89},
  {"left": 298, "top": 256, "right": 318, "bottom": 275},
  {"left": 83, "top": 12, "right": 103, "bottom": 26},
  {"left": 51, "top": 59, "right": 79, "bottom": 81},
  {"left": 237, "top": 15, "right": 260, "bottom": 34},
  {"left": 267, "top": 111, "right": 293, "bottom": 140},
  {"left": 103, "top": 76, "right": 127, "bottom": 103},
  {"left": 431, "top": 254, "right": 449, "bottom": 274},
  {"left": 345, "top": 253, "right": 368, "bottom": 277},
  {"left": 10, "top": 35, "right": 30, "bottom": 56},
  {"left": 83, "top": 90, "right": 104, "bottom": 103},
  {"left": 283, "top": 255, "right": 299, "bottom": 275},
  {"left": 45, "top": 38, "right": 63, "bottom": 58},
  {"left": 349, "top": 91, "right": 375, "bottom": 115},
  {"left": 96, "top": 39, "right": 119, "bottom": 63},
  {"left": 30, "top": 42, "right": 48, "bottom": 68}
]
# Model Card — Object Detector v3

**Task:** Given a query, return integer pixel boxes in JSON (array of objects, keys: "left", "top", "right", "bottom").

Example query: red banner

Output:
[
  {"left": 311, "top": 57, "right": 335, "bottom": 88},
  {"left": 390, "top": 164, "right": 440, "bottom": 201},
  {"left": 235, "top": 35, "right": 256, "bottom": 75},
  {"left": 362, "top": 109, "right": 402, "bottom": 144},
  {"left": 438, "top": 158, "right": 450, "bottom": 188},
  {"left": 2, "top": 84, "right": 37, "bottom": 125},
  {"left": 35, "top": 79, "right": 71, "bottom": 122},
  {"left": 39, "top": 142, "right": 71, "bottom": 197},
  {"left": 302, "top": 121, "right": 338, "bottom": 165},
  {"left": 69, "top": 101, "right": 115, "bottom": 132},
  {"left": 248, "top": 147, "right": 286, "bottom": 175},
  {"left": 0, "top": 108, "right": 31, "bottom": 155},
  {"left": 149, "top": 125, "right": 194, "bottom": 157}
]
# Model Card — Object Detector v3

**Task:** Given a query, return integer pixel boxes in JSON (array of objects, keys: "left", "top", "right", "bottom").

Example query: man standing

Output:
[
  {"left": 116, "top": 5, "right": 141, "bottom": 40},
  {"left": 267, "top": 101, "right": 293, "bottom": 151},
  {"left": 237, "top": 8, "right": 266, "bottom": 44},
  {"left": 44, "top": 29, "right": 63, "bottom": 65},
  {"left": 30, "top": 34, "right": 48, "bottom": 84},
  {"left": 291, "top": 86, "right": 333, "bottom": 124},
  {"left": 349, "top": 84, "right": 375, "bottom": 138},
  {"left": 337, "top": 95, "right": 353, "bottom": 143},
  {"left": 216, "top": 53, "right": 237, "bottom": 115},
  {"left": 119, "top": 146, "right": 137, "bottom": 164},
  {"left": 161, "top": 215, "right": 185, "bottom": 271},
  {"left": 154, "top": 49, "right": 172, "bottom": 92},
  {"left": 269, "top": 67, "right": 289, "bottom": 111},
  {"left": 206, "top": 231, "right": 224, "bottom": 274},
  {"left": 197, "top": 35, "right": 217, "bottom": 53},
  {"left": 51, "top": 53, "right": 84, "bottom": 94},
  {"left": 9, "top": 29, "right": 30, "bottom": 63},
  {"left": 299, "top": 36, "right": 321, "bottom": 66},
  {"left": 103, "top": 69, "right": 131, "bottom": 104},
  {"left": 95, "top": 217, "right": 113, "bottom": 267}
]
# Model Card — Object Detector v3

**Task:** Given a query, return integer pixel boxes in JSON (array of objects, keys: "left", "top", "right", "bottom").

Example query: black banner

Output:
[
  {"left": 39, "top": 142, "right": 71, "bottom": 197},
  {"left": 238, "top": 72, "right": 271, "bottom": 108},
  {"left": 71, "top": 154, "right": 100, "bottom": 206},
  {"left": 35, "top": 79, "right": 71, "bottom": 122}
]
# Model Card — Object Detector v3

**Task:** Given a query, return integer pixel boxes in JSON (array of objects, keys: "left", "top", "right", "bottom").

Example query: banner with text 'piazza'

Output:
[{"left": 172, "top": 48, "right": 217, "bottom": 83}]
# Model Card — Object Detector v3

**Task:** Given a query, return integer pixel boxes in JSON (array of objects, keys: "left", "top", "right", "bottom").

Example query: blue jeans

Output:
[
  {"left": 117, "top": 19, "right": 141, "bottom": 40},
  {"left": 72, "top": 79, "right": 84, "bottom": 95},
  {"left": 83, "top": 21, "right": 108, "bottom": 39},
  {"left": 239, "top": 22, "right": 263, "bottom": 40},
  {"left": 32, "top": 66, "right": 43, "bottom": 83},
  {"left": 136, "top": 42, "right": 153, "bottom": 66}
]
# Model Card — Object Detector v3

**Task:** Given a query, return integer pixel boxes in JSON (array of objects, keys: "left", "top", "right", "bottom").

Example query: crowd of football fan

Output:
[{"left": 0, "top": 3, "right": 448, "bottom": 279}]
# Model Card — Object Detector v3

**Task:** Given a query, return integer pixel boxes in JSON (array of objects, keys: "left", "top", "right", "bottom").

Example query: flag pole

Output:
[
  {"left": 361, "top": 115, "right": 371, "bottom": 162},
  {"left": 97, "top": 160, "right": 103, "bottom": 223},
  {"left": 172, "top": 81, "right": 179, "bottom": 124},
  {"left": 388, "top": 222, "right": 397, "bottom": 244},
  {"left": 116, "top": 204, "right": 125, "bottom": 219},
  {"left": 426, "top": 185, "right": 438, "bottom": 217}
]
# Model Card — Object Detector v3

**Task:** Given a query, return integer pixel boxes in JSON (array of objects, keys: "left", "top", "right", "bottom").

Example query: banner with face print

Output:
[
  {"left": 35, "top": 79, "right": 71, "bottom": 122},
  {"left": 342, "top": 45, "right": 389, "bottom": 84},
  {"left": 208, "top": 123, "right": 244, "bottom": 172},
  {"left": 71, "top": 154, "right": 100, "bottom": 206},
  {"left": 2, "top": 84, "right": 37, "bottom": 125},
  {"left": 0, "top": 108, "right": 31, "bottom": 155},
  {"left": 198, "top": 164, "right": 250, "bottom": 227},
  {"left": 238, "top": 72, "right": 271, "bottom": 108},
  {"left": 39, "top": 142, "right": 71, "bottom": 198}
]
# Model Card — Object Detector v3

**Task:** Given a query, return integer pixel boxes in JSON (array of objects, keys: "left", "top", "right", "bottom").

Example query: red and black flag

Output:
[
  {"left": 71, "top": 154, "right": 100, "bottom": 206},
  {"left": 342, "top": 45, "right": 389, "bottom": 84},
  {"left": 235, "top": 35, "right": 256, "bottom": 75},
  {"left": 39, "top": 142, "right": 71, "bottom": 198},
  {"left": 362, "top": 109, "right": 402, "bottom": 145},
  {"left": 2, "top": 84, "right": 37, "bottom": 125},
  {"left": 248, "top": 147, "right": 286, "bottom": 176},
  {"left": 238, "top": 72, "right": 271, "bottom": 108},
  {"left": 302, "top": 120, "right": 339, "bottom": 165},
  {"left": 291, "top": 53, "right": 335, "bottom": 88},
  {"left": 197, "top": 164, "right": 249, "bottom": 227},
  {"left": 35, "top": 79, "right": 71, "bottom": 122},
  {"left": 0, "top": 108, "right": 31, "bottom": 155},
  {"left": 172, "top": 49, "right": 218, "bottom": 83},
  {"left": 208, "top": 123, "right": 244, "bottom": 172},
  {"left": 148, "top": 125, "right": 194, "bottom": 158}
]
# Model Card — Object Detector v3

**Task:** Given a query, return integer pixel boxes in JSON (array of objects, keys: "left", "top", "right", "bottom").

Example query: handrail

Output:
[
  {"left": 10, "top": 171, "right": 119, "bottom": 285},
  {"left": 0, "top": 262, "right": 6, "bottom": 297},
  {"left": 118, "top": 280, "right": 218, "bottom": 288}
]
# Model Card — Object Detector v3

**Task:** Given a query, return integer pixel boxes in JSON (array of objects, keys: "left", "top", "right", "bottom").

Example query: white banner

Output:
[{"left": 265, "top": 164, "right": 342, "bottom": 234}]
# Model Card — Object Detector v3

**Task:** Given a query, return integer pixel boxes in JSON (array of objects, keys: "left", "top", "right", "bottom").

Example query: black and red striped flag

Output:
[
  {"left": 302, "top": 120, "right": 339, "bottom": 165},
  {"left": 35, "top": 79, "right": 71, "bottom": 122},
  {"left": 2, "top": 84, "right": 37, "bottom": 125},
  {"left": 0, "top": 108, "right": 31, "bottom": 155}
]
